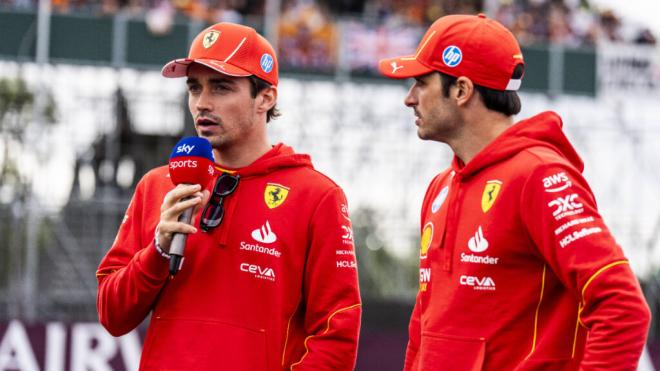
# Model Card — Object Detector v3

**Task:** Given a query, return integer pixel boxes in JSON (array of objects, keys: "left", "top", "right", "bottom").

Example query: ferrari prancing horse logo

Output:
[
  {"left": 481, "top": 180, "right": 502, "bottom": 213},
  {"left": 203, "top": 30, "right": 220, "bottom": 49},
  {"left": 264, "top": 183, "right": 289, "bottom": 209}
]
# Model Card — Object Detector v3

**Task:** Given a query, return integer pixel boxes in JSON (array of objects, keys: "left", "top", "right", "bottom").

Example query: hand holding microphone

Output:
[{"left": 156, "top": 137, "right": 215, "bottom": 275}]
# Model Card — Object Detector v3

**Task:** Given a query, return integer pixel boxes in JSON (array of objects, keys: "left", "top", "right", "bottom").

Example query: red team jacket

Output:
[
  {"left": 406, "top": 112, "right": 651, "bottom": 370},
  {"left": 96, "top": 144, "right": 361, "bottom": 370}
]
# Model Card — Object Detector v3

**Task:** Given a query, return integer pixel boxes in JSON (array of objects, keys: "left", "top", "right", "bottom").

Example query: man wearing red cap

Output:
[
  {"left": 96, "top": 23, "right": 361, "bottom": 370},
  {"left": 379, "top": 14, "right": 650, "bottom": 370}
]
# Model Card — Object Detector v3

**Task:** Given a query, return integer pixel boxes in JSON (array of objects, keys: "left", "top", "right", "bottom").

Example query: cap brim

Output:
[
  {"left": 378, "top": 55, "right": 434, "bottom": 79},
  {"left": 161, "top": 58, "right": 252, "bottom": 78}
]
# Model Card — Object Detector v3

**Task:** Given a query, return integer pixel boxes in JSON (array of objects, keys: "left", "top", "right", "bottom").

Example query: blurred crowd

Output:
[
  {"left": 275, "top": 0, "right": 657, "bottom": 72},
  {"left": 493, "top": 0, "right": 656, "bottom": 47},
  {"left": 1, "top": 0, "right": 656, "bottom": 70}
]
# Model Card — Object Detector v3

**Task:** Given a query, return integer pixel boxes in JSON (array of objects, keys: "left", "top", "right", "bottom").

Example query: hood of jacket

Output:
[
  {"left": 453, "top": 111, "right": 584, "bottom": 178},
  {"left": 215, "top": 143, "right": 312, "bottom": 177}
]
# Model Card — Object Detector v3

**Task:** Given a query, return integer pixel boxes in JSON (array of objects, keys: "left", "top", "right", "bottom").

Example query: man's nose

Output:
[
  {"left": 404, "top": 86, "right": 417, "bottom": 107},
  {"left": 196, "top": 89, "right": 213, "bottom": 112}
]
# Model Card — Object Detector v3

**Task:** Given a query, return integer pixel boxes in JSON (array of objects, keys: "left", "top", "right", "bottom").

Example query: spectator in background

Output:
[
  {"left": 278, "top": 0, "right": 337, "bottom": 71},
  {"left": 635, "top": 28, "right": 657, "bottom": 45},
  {"left": 210, "top": 0, "right": 244, "bottom": 23},
  {"left": 598, "top": 9, "right": 622, "bottom": 42},
  {"left": 494, "top": 0, "right": 659, "bottom": 47},
  {"left": 185, "top": 0, "right": 246, "bottom": 24},
  {"left": 145, "top": 0, "right": 175, "bottom": 35},
  {"left": 363, "top": 0, "right": 482, "bottom": 27},
  {"left": 547, "top": 1, "right": 576, "bottom": 45},
  {"left": 3, "top": 0, "right": 656, "bottom": 69}
]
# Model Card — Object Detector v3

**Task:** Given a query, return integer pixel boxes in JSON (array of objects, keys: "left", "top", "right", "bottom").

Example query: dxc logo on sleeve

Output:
[
  {"left": 548, "top": 194, "right": 583, "bottom": 220},
  {"left": 341, "top": 225, "right": 354, "bottom": 245}
]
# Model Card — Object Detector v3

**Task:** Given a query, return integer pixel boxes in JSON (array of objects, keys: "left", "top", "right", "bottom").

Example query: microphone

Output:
[{"left": 168, "top": 136, "right": 216, "bottom": 275}]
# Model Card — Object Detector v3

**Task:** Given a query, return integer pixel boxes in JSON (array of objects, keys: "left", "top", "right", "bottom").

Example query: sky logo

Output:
[
  {"left": 260, "top": 54, "right": 274, "bottom": 73},
  {"left": 442, "top": 46, "right": 462, "bottom": 67},
  {"left": 175, "top": 144, "right": 195, "bottom": 154}
]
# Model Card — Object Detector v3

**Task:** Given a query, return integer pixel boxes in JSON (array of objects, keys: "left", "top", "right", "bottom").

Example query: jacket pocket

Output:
[
  {"left": 141, "top": 317, "right": 268, "bottom": 371},
  {"left": 418, "top": 332, "right": 485, "bottom": 371}
]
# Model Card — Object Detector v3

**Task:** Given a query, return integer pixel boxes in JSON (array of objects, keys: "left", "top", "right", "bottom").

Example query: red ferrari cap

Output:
[
  {"left": 378, "top": 14, "right": 524, "bottom": 91},
  {"left": 162, "top": 22, "right": 278, "bottom": 86}
]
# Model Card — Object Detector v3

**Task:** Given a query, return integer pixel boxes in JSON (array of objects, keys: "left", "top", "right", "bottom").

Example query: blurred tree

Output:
[
  {"left": 0, "top": 77, "right": 57, "bottom": 319},
  {"left": 0, "top": 77, "right": 56, "bottom": 203},
  {"left": 0, "top": 78, "right": 32, "bottom": 203}
]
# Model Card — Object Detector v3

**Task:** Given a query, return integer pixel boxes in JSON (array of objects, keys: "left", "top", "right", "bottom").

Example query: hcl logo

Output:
[{"left": 442, "top": 46, "right": 462, "bottom": 67}]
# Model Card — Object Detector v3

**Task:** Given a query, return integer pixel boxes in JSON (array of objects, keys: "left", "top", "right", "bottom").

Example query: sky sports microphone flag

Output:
[
  {"left": 168, "top": 137, "right": 216, "bottom": 275},
  {"left": 169, "top": 136, "right": 216, "bottom": 186}
]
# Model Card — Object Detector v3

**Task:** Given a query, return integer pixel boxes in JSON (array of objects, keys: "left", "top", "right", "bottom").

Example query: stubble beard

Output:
[
  {"left": 417, "top": 127, "right": 431, "bottom": 141},
  {"left": 418, "top": 117, "right": 455, "bottom": 144},
  {"left": 204, "top": 117, "right": 257, "bottom": 154}
]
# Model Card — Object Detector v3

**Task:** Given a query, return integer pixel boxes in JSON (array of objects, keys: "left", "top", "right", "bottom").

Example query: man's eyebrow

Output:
[
  {"left": 208, "top": 77, "right": 235, "bottom": 85},
  {"left": 186, "top": 77, "right": 235, "bottom": 85}
]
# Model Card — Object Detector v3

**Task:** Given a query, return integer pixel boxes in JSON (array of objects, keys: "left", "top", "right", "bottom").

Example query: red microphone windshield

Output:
[{"left": 169, "top": 137, "right": 216, "bottom": 185}]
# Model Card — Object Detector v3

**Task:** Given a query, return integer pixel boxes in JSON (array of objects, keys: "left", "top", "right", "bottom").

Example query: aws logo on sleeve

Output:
[
  {"left": 543, "top": 171, "right": 572, "bottom": 193},
  {"left": 264, "top": 183, "right": 289, "bottom": 209}
]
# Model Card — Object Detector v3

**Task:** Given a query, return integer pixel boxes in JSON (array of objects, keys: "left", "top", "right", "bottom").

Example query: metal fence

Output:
[{"left": 0, "top": 198, "right": 127, "bottom": 321}]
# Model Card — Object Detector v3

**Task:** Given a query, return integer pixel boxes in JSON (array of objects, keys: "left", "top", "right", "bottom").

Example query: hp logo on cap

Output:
[
  {"left": 442, "top": 46, "right": 462, "bottom": 67},
  {"left": 260, "top": 54, "right": 274, "bottom": 73}
]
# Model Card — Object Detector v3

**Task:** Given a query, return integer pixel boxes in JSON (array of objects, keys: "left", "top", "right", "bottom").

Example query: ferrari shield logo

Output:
[
  {"left": 481, "top": 180, "right": 502, "bottom": 213},
  {"left": 264, "top": 183, "right": 289, "bottom": 209},
  {"left": 202, "top": 30, "right": 220, "bottom": 49}
]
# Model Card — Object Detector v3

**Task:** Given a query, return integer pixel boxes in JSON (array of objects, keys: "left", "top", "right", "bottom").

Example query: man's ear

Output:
[
  {"left": 454, "top": 76, "right": 475, "bottom": 107},
  {"left": 256, "top": 86, "right": 277, "bottom": 114}
]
